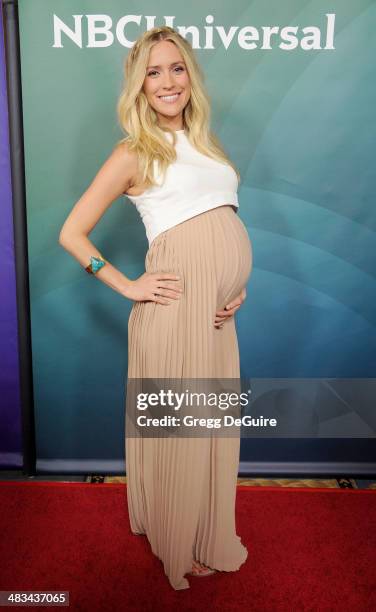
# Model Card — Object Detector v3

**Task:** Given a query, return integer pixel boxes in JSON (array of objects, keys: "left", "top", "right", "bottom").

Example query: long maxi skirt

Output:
[{"left": 125, "top": 204, "right": 253, "bottom": 590}]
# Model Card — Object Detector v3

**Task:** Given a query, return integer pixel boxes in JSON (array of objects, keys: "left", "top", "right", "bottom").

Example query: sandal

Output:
[{"left": 189, "top": 559, "right": 217, "bottom": 577}]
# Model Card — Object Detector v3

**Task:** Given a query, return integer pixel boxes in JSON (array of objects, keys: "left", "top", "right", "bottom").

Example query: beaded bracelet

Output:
[{"left": 85, "top": 255, "right": 107, "bottom": 275}]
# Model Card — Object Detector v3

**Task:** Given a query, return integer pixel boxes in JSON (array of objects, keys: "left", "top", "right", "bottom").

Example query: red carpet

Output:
[{"left": 0, "top": 482, "right": 375, "bottom": 611}]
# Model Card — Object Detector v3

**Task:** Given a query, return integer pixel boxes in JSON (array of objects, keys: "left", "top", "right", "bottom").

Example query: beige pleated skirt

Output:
[{"left": 125, "top": 204, "right": 253, "bottom": 590}]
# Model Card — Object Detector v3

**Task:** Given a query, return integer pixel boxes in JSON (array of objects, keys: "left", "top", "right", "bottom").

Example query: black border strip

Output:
[{"left": 2, "top": 0, "right": 36, "bottom": 476}]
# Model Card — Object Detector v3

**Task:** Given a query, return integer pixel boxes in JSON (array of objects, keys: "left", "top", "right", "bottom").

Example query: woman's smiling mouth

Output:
[{"left": 158, "top": 92, "right": 181, "bottom": 103}]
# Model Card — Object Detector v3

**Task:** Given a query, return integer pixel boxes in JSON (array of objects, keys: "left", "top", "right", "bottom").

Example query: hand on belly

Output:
[{"left": 214, "top": 287, "right": 247, "bottom": 328}]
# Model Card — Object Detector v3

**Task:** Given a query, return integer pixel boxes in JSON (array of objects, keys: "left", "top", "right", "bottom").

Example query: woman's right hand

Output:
[{"left": 124, "top": 272, "right": 184, "bottom": 304}]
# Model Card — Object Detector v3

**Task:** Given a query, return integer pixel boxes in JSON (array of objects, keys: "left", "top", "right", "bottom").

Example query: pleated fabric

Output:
[{"left": 125, "top": 204, "right": 253, "bottom": 590}]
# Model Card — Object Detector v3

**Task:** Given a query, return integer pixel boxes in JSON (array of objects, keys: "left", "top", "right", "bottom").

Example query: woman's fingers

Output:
[
  {"left": 215, "top": 304, "right": 240, "bottom": 319},
  {"left": 214, "top": 287, "right": 247, "bottom": 323},
  {"left": 130, "top": 272, "right": 184, "bottom": 303},
  {"left": 151, "top": 273, "right": 183, "bottom": 304},
  {"left": 214, "top": 304, "right": 241, "bottom": 327},
  {"left": 216, "top": 299, "right": 241, "bottom": 316},
  {"left": 154, "top": 274, "right": 183, "bottom": 293},
  {"left": 157, "top": 284, "right": 184, "bottom": 299}
]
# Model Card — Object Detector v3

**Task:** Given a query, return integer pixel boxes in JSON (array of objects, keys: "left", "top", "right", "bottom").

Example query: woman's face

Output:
[{"left": 142, "top": 40, "right": 191, "bottom": 128}]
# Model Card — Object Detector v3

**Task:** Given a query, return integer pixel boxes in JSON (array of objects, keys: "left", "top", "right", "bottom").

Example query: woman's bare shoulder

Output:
[
  {"left": 110, "top": 140, "right": 139, "bottom": 193},
  {"left": 112, "top": 139, "right": 138, "bottom": 167}
]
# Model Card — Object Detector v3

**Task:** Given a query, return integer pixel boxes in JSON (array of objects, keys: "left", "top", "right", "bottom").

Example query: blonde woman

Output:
[{"left": 59, "top": 26, "right": 252, "bottom": 591}]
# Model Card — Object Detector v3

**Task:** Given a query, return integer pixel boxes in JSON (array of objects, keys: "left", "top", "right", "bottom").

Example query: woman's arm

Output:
[{"left": 58, "top": 142, "right": 138, "bottom": 299}]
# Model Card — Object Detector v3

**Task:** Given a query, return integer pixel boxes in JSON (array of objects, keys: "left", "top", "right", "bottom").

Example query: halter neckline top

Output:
[{"left": 125, "top": 130, "right": 239, "bottom": 247}]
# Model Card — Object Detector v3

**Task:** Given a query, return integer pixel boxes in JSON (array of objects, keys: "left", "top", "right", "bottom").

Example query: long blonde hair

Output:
[{"left": 116, "top": 26, "right": 240, "bottom": 190}]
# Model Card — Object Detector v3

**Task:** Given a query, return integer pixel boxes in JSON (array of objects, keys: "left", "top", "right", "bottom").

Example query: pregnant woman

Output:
[{"left": 59, "top": 26, "right": 252, "bottom": 591}]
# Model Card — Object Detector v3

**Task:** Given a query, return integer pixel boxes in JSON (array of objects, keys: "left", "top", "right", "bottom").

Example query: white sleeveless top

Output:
[{"left": 125, "top": 130, "right": 239, "bottom": 247}]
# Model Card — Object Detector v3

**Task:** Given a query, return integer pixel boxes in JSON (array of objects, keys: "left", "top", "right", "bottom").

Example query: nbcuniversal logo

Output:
[{"left": 52, "top": 13, "right": 336, "bottom": 51}]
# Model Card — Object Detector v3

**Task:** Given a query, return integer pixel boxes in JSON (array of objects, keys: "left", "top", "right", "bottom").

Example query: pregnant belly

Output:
[
  {"left": 144, "top": 204, "right": 253, "bottom": 310},
  {"left": 213, "top": 205, "right": 253, "bottom": 309}
]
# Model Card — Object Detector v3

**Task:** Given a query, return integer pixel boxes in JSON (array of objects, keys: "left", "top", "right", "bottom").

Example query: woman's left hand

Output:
[{"left": 214, "top": 287, "right": 247, "bottom": 328}]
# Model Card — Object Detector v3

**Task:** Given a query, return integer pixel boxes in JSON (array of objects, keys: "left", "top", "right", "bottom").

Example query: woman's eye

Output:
[{"left": 147, "top": 66, "right": 184, "bottom": 77}]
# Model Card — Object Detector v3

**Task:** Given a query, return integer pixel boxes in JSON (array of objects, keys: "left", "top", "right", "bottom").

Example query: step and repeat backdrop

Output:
[{"left": 1, "top": 0, "right": 375, "bottom": 472}]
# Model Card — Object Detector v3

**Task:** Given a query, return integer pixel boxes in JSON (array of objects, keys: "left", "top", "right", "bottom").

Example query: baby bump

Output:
[
  {"left": 144, "top": 205, "right": 253, "bottom": 310},
  {"left": 213, "top": 206, "right": 253, "bottom": 309}
]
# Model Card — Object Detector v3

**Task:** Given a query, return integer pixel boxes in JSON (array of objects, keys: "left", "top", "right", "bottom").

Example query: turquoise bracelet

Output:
[{"left": 85, "top": 255, "right": 107, "bottom": 275}]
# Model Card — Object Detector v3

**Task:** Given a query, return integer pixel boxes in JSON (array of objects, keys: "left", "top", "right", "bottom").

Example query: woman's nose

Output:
[{"left": 162, "top": 72, "right": 174, "bottom": 88}]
